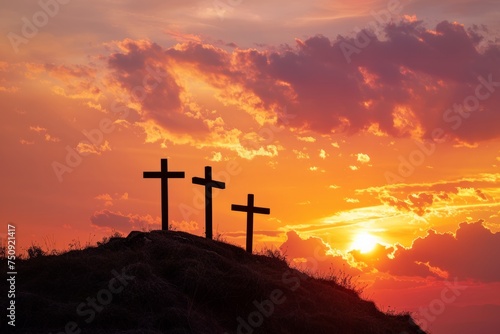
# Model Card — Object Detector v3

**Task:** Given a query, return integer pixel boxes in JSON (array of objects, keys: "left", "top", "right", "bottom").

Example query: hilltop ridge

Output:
[{"left": 1, "top": 230, "right": 425, "bottom": 333}]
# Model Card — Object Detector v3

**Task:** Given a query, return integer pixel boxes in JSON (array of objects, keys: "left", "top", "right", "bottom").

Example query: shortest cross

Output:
[{"left": 231, "top": 194, "right": 270, "bottom": 253}]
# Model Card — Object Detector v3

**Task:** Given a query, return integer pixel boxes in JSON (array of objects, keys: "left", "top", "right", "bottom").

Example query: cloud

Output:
[
  {"left": 0, "top": 85, "right": 18, "bottom": 93},
  {"left": 293, "top": 149, "right": 310, "bottom": 159},
  {"left": 107, "top": 39, "right": 207, "bottom": 133},
  {"left": 94, "top": 193, "right": 129, "bottom": 207},
  {"left": 170, "top": 220, "right": 199, "bottom": 232},
  {"left": 26, "top": 63, "right": 101, "bottom": 100},
  {"left": 76, "top": 141, "right": 112, "bottom": 155},
  {"left": 209, "top": 151, "right": 223, "bottom": 161},
  {"left": 103, "top": 40, "right": 284, "bottom": 159},
  {"left": 356, "top": 174, "right": 499, "bottom": 218},
  {"left": 90, "top": 210, "right": 159, "bottom": 232},
  {"left": 357, "top": 174, "right": 500, "bottom": 194},
  {"left": 280, "top": 230, "right": 362, "bottom": 276},
  {"left": 116, "top": 20, "right": 499, "bottom": 143},
  {"left": 19, "top": 139, "right": 34, "bottom": 145},
  {"left": 380, "top": 192, "right": 434, "bottom": 216},
  {"left": 164, "top": 30, "right": 203, "bottom": 44},
  {"left": 373, "top": 220, "right": 500, "bottom": 282},
  {"left": 356, "top": 153, "right": 370, "bottom": 163},
  {"left": 42, "top": 63, "right": 97, "bottom": 82},
  {"left": 100, "top": 21, "right": 499, "bottom": 158},
  {"left": 44, "top": 134, "right": 60, "bottom": 142},
  {"left": 344, "top": 197, "right": 360, "bottom": 203},
  {"left": 356, "top": 176, "right": 500, "bottom": 220},
  {"left": 30, "top": 126, "right": 46, "bottom": 133},
  {"left": 224, "top": 230, "right": 282, "bottom": 238},
  {"left": 298, "top": 136, "right": 316, "bottom": 142},
  {"left": 95, "top": 193, "right": 113, "bottom": 207},
  {"left": 319, "top": 149, "right": 328, "bottom": 159},
  {"left": 28, "top": 125, "right": 61, "bottom": 143}
]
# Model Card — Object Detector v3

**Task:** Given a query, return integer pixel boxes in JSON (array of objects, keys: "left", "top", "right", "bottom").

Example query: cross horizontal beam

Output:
[
  {"left": 144, "top": 171, "right": 185, "bottom": 178},
  {"left": 193, "top": 172, "right": 226, "bottom": 189},
  {"left": 231, "top": 204, "right": 270, "bottom": 215}
]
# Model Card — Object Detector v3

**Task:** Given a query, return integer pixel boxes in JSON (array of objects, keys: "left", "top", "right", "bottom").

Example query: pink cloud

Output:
[
  {"left": 90, "top": 209, "right": 159, "bottom": 232},
  {"left": 280, "top": 230, "right": 362, "bottom": 276},
  {"left": 380, "top": 192, "right": 434, "bottom": 216},
  {"left": 104, "top": 20, "right": 500, "bottom": 143},
  {"left": 374, "top": 220, "right": 500, "bottom": 282},
  {"left": 107, "top": 39, "right": 209, "bottom": 135}
]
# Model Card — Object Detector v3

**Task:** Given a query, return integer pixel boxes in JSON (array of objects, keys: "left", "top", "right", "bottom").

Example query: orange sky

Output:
[{"left": 1, "top": 1, "right": 500, "bottom": 333}]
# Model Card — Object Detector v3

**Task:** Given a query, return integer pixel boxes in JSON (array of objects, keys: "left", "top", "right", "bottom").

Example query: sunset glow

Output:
[{"left": 351, "top": 233, "right": 378, "bottom": 253}]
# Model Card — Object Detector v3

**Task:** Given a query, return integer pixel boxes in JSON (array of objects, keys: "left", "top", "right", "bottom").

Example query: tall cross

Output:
[
  {"left": 192, "top": 166, "right": 226, "bottom": 240},
  {"left": 143, "top": 158, "right": 185, "bottom": 231},
  {"left": 231, "top": 194, "right": 270, "bottom": 253}
]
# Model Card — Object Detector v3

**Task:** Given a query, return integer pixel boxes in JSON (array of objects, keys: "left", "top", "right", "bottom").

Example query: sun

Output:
[{"left": 351, "top": 233, "right": 378, "bottom": 253}]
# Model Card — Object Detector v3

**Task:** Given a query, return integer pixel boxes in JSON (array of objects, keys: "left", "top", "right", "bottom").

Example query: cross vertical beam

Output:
[
  {"left": 231, "top": 194, "right": 270, "bottom": 253},
  {"left": 192, "top": 166, "right": 226, "bottom": 240},
  {"left": 143, "top": 158, "right": 185, "bottom": 231}
]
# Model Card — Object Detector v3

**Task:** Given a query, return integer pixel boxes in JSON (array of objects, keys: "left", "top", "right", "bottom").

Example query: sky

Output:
[{"left": 1, "top": 0, "right": 500, "bottom": 332}]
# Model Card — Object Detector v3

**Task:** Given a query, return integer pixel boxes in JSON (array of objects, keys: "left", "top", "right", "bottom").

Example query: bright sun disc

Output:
[{"left": 351, "top": 233, "right": 378, "bottom": 253}]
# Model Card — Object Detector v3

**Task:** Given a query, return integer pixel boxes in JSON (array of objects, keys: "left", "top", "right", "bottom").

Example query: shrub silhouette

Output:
[{"left": 27, "top": 244, "right": 45, "bottom": 259}]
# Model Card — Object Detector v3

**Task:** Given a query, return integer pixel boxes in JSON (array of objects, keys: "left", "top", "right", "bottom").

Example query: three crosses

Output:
[{"left": 143, "top": 158, "right": 270, "bottom": 253}]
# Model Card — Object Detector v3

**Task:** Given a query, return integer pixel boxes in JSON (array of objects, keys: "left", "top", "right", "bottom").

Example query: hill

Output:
[{"left": 1, "top": 230, "right": 425, "bottom": 333}]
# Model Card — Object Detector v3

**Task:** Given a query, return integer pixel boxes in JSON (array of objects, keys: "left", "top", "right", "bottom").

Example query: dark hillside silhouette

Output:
[{"left": 1, "top": 231, "right": 425, "bottom": 333}]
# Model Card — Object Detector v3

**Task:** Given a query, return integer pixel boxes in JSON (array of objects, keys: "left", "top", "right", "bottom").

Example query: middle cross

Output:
[{"left": 192, "top": 166, "right": 226, "bottom": 240}]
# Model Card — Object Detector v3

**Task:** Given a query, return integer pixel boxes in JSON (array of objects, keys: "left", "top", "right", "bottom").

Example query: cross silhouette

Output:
[
  {"left": 143, "top": 158, "right": 185, "bottom": 230},
  {"left": 231, "top": 194, "right": 270, "bottom": 253},
  {"left": 192, "top": 166, "right": 226, "bottom": 240}
]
